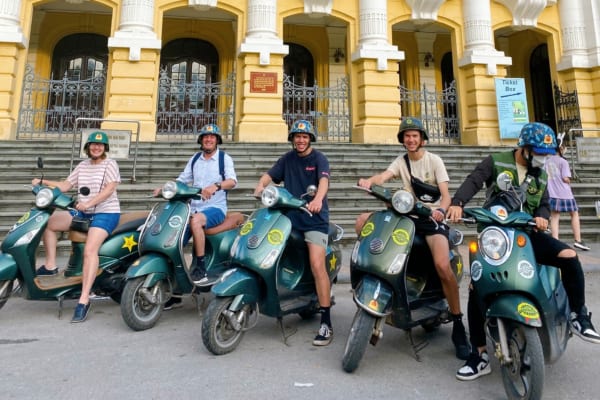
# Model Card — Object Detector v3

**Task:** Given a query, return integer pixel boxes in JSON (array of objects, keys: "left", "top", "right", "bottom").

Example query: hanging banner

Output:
[{"left": 494, "top": 78, "right": 529, "bottom": 139}]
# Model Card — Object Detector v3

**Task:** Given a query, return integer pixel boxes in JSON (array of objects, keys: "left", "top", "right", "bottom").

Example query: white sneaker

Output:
[
  {"left": 574, "top": 241, "right": 591, "bottom": 251},
  {"left": 456, "top": 351, "right": 492, "bottom": 381}
]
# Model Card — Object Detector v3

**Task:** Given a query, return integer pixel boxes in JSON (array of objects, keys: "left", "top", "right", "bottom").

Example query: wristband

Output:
[{"left": 436, "top": 207, "right": 446, "bottom": 214}]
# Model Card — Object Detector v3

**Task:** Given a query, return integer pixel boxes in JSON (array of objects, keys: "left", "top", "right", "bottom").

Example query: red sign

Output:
[{"left": 250, "top": 72, "right": 277, "bottom": 93}]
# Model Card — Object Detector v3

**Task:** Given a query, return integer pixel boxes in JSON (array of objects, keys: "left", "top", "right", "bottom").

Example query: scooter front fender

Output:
[
  {"left": 211, "top": 267, "right": 259, "bottom": 308},
  {"left": 486, "top": 295, "right": 542, "bottom": 328},
  {"left": 126, "top": 254, "right": 169, "bottom": 285},
  {"left": 0, "top": 253, "right": 18, "bottom": 281},
  {"left": 353, "top": 275, "right": 393, "bottom": 317}
]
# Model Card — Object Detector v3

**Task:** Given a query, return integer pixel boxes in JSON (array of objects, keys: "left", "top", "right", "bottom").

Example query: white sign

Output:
[
  {"left": 576, "top": 137, "right": 600, "bottom": 163},
  {"left": 80, "top": 129, "right": 131, "bottom": 160}
]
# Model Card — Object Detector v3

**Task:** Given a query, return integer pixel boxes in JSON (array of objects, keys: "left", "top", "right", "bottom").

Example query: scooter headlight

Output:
[
  {"left": 261, "top": 186, "right": 279, "bottom": 207},
  {"left": 35, "top": 188, "right": 54, "bottom": 208},
  {"left": 162, "top": 181, "right": 178, "bottom": 199},
  {"left": 391, "top": 190, "right": 414, "bottom": 214},
  {"left": 479, "top": 227, "right": 509, "bottom": 261}
]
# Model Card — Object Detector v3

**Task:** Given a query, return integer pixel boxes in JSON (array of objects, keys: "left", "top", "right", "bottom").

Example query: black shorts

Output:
[{"left": 410, "top": 216, "right": 450, "bottom": 238}]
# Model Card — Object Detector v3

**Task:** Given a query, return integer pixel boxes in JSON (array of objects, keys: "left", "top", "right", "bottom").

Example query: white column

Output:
[
  {"left": 108, "top": 0, "right": 161, "bottom": 61},
  {"left": 458, "top": 0, "right": 511, "bottom": 75},
  {"left": 351, "top": 0, "right": 403, "bottom": 71},
  {"left": 557, "top": 1, "right": 591, "bottom": 70},
  {"left": 239, "top": 0, "right": 288, "bottom": 65},
  {"left": 0, "top": 0, "right": 27, "bottom": 47}
]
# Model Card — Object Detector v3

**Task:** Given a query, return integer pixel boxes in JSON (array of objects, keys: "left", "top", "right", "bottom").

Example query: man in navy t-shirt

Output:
[{"left": 254, "top": 120, "right": 333, "bottom": 346}]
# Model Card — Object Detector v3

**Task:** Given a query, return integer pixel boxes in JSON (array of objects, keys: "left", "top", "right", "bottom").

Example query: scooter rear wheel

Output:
[
  {"left": 500, "top": 320, "right": 545, "bottom": 400},
  {"left": 0, "top": 279, "right": 14, "bottom": 310},
  {"left": 202, "top": 297, "right": 250, "bottom": 355},
  {"left": 120, "top": 276, "right": 165, "bottom": 331},
  {"left": 342, "top": 309, "right": 377, "bottom": 373}
]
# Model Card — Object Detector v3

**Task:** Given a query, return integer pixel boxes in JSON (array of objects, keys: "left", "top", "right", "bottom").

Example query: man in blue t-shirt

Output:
[{"left": 254, "top": 120, "right": 333, "bottom": 346}]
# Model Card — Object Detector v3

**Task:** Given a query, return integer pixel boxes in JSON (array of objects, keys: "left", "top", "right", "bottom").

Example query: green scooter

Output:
[
  {"left": 460, "top": 173, "right": 570, "bottom": 400},
  {"left": 342, "top": 185, "right": 464, "bottom": 372},
  {"left": 201, "top": 185, "right": 343, "bottom": 355},
  {"left": 120, "top": 180, "right": 245, "bottom": 331},
  {"left": 0, "top": 159, "right": 147, "bottom": 315}
]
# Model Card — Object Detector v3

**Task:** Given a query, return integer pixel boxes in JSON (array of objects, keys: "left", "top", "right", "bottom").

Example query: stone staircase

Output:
[{"left": 1, "top": 139, "right": 599, "bottom": 256}]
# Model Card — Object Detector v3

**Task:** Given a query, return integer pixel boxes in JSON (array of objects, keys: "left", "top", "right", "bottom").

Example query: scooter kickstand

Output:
[
  {"left": 406, "top": 329, "right": 428, "bottom": 362},
  {"left": 57, "top": 295, "right": 64, "bottom": 319},
  {"left": 277, "top": 317, "right": 296, "bottom": 346}
]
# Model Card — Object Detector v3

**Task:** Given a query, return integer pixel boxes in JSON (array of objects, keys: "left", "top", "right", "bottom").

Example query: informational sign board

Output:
[
  {"left": 494, "top": 78, "right": 529, "bottom": 139},
  {"left": 80, "top": 129, "right": 131, "bottom": 160},
  {"left": 576, "top": 137, "right": 600, "bottom": 163},
  {"left": 250, "top": 72, "right": 277, "bottom": 93}
]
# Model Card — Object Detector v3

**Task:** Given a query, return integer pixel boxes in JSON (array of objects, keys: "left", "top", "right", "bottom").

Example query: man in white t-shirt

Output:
[{"left": 356, "top": 117, "right": 469, "bottom": 360}]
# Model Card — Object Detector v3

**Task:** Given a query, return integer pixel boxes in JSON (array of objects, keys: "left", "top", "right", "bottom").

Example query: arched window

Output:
[{"left": 51, "top": 33, "right": 107, "bottom": 80}]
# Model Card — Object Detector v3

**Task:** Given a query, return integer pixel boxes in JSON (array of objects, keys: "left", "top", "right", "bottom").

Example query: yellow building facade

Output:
[{"left": 1, "top": 0, "right": 599, "bottom": 145}]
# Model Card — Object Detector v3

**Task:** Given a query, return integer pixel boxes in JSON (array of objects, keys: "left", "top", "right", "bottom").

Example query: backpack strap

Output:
[
  {"left": 403, "top": 154, "right": 412, "bottom": 175},
  {"left": 191, "top": 151, "right": 225, "bottom": 181}
]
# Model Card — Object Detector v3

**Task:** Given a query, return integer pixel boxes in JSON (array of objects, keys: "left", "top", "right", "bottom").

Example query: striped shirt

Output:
[{"left": 67, "top": 158, "right": 121, "bottom": 213}]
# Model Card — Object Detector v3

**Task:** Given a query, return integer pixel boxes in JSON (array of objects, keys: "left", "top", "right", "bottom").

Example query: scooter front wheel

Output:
[
  {"left": 500, "top": 320, "right": 545, "bottom": 400},
  {"left": 120, "top": 276, "right": 165, "bottom": 331},
  {"left": 0, "top": 279, "right": 14, "bottom": 310},
  {"left": 202, "top": 297, "right": 252, "bottom": 355},
  {"left": 342, "top": 308, "right": 377, "bottom": 373}
]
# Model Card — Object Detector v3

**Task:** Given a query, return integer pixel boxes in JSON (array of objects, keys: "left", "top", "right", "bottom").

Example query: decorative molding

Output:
[
  {"left": 405, "top": 0, "right": 446, "bottom": 21},
  {"left": 494, "top": 0, "right": 550, "bottom": 27},
  {"left": 189, "top": 0, "right": 217, "bottom": 11},
  {"left": 0, "top": 0, "right": 27, "bottom": 47},
  {"left": 65, "top": 0, "right": 89, "bottom": 4},
  {"left": 241, "top": 0, "right": 287, "bottom": 65},
  {"left": 304, "top": 0, "right": 332, "bottom": 16}
]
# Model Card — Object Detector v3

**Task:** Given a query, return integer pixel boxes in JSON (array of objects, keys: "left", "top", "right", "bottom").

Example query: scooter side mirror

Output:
[
  {"left": 496, "top": 172, "right": 512, "bottom": 191},
  {"left": 304, "top": 185, "right": 317, "bottom": 197},
  {"left": 37, "top": 157, "right": 44, "bottom": 169},
  {"left": 79, "top": 187, "right": 91, "bottom": 196}
]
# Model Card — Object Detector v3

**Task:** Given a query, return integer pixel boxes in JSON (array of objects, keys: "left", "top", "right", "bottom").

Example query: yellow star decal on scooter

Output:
[
  {"left": 329, "top": 253, "right": 337, "bottom": 272},
  {"left": 122, "top": 234, "right": 138, "bottom": 252}
]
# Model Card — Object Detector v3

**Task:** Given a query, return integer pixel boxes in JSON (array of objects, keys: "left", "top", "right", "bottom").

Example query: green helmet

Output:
[
  {"left": 397, "top": 117, "right": 429, "bottom": 144},
  {"left": 84, "top": 131, "right": 109, "bottom": 152},
  {"left": 288, "top": 119, "right": 316, "bottom": 142},
  {"left": 517, "top": 122, "right": 557, "bottom": 155},
  {"left": 197, "top": 124, "right": 223, "bottom": 145}
]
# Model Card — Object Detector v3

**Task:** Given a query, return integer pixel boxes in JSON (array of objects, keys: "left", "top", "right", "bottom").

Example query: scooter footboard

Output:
[
  {"left": 486, "top": 295, "right": 542, "bottom": 328},
  {"left": 211, "top": 267, "right": 259, "bottom": 308},
  {"left": 0, "top": 253, "right": 18, "bottom": 280},
  {"left": 353, "top": 275, "right": 393, "bottom": 317}
]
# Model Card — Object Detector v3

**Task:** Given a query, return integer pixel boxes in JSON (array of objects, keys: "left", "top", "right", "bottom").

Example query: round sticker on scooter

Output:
[
  {"left": 517, "top": 260, "right": 535, "bottom": 279},
  {"left": 240, "top": 221, "right": 253, "bottom": 236},
  {"left": 391, "top": 229, "right": 409, "bottom": 246},
  {"left": 361, "top": 222, "right": 374, "bottom": 237},
  {"left": 267, "top": 229, "right": 284, "bottom": 245},
  {"left": 470, "top": 260, "right": 483, "bottom": 281},
  {"left": 517, "top": 302, "right": 540, "bottom": 320},
  {"left": 168, "top": 215, "right": 184, "bottom": 228},
  {"left": 490, "top": 205, "right": 508, "bottom": 220}
]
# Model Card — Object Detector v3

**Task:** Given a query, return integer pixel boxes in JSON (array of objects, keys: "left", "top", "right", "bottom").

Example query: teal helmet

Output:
[
  {"left": 84, "top": 130, "right": 109, "bottom": 152},
  {"left": 517, "top": 122, "right": 557, "bottom": 155},
  {"left": 397, "top": 117, "right": 428, "bottom": 143},
  {"left": 288, "top": 119, "right": 316, "bottom": 142},
  {"left": 197, "top": 123, "right": 222, "bottom": 145}
]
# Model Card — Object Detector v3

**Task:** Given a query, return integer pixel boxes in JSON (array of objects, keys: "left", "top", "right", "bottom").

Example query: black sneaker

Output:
[
  {"left": 71, "top": 302, "right": 91, "bottom": 323},
  {"left": 312, "top": 323, "right": 333, "bottom": 346},
  {"left": 164, "top": 297, "right": 182, "bottom": 311},
  {"left": 456, "top": 351, "right": 491, "bottom": 381},
  {"left": 37, "top": 265, "right": 58, "bottom": 276},
  {"left": 190, "top": 267, "right": 209, "bottom": 285},
  {"left": 451, "top": 316, "right": 471, "bottom": 360},
  {"left": 571, "top": 308, "right": 600, "bottom": 344},
  {"left": 574, "top": 241, "right": 591, "bottom": 251}
]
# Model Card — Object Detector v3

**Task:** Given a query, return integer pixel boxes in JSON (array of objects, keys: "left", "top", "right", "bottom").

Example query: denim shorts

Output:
[
  {"left": 71, "top": 211, "right": 120, "bottom": 235},
  {"left": 183, "top": 207, "right": 226, "bottom": 244}
]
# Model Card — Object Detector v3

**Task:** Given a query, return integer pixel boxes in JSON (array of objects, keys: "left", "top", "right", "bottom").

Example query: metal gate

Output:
[
  {"left": 17, "top": 64, "right": 105, "bottom": 139},
  {"left": 399, "top": 81, "right": 459, "bottom": 144},
  {"left": 283, "top": 75, "right": 350, "bottom": 142},
  {"left": 553, "top": 82, "right": 581, "bottom": 142},
  {"left": 156, "top": 69, "right": 235, "bottom": 141}
]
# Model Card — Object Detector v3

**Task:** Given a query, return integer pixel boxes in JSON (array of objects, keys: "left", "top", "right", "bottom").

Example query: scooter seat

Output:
[
  {"left": 68, "top": 211, "right": 149, "bottom": 242},
  {"left": 205, "top": 212, "right": 245, "bottom": 235}
]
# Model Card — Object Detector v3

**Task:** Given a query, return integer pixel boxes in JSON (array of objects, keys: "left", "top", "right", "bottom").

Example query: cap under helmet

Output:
[
  {"left": 397, "top": 117, "right": 429, "bottom": 144},
  {"left": 84, "top": 131, "right": 109, "bottom": 152},
  {"left": 197, "top": 123, "right": 223, "bottom": 144},
  {"left": 288, "top": 119, "right": 316, "bottom": 142},
  {"left": 517, "top": 122, "right": 557, "bottom": 155}
]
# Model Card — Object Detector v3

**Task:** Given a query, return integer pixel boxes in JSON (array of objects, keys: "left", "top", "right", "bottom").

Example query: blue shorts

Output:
[
  {"left": 183, "top": 207, "right": 226, "bottom": 243},
  {"left": 71, "top": 211, "right": 120, "bottom": 235}
]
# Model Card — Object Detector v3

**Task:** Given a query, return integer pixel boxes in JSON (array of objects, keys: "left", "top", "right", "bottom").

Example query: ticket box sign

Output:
[{"left": 80, "top": 129, "right": 131, "bottom": 160}]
